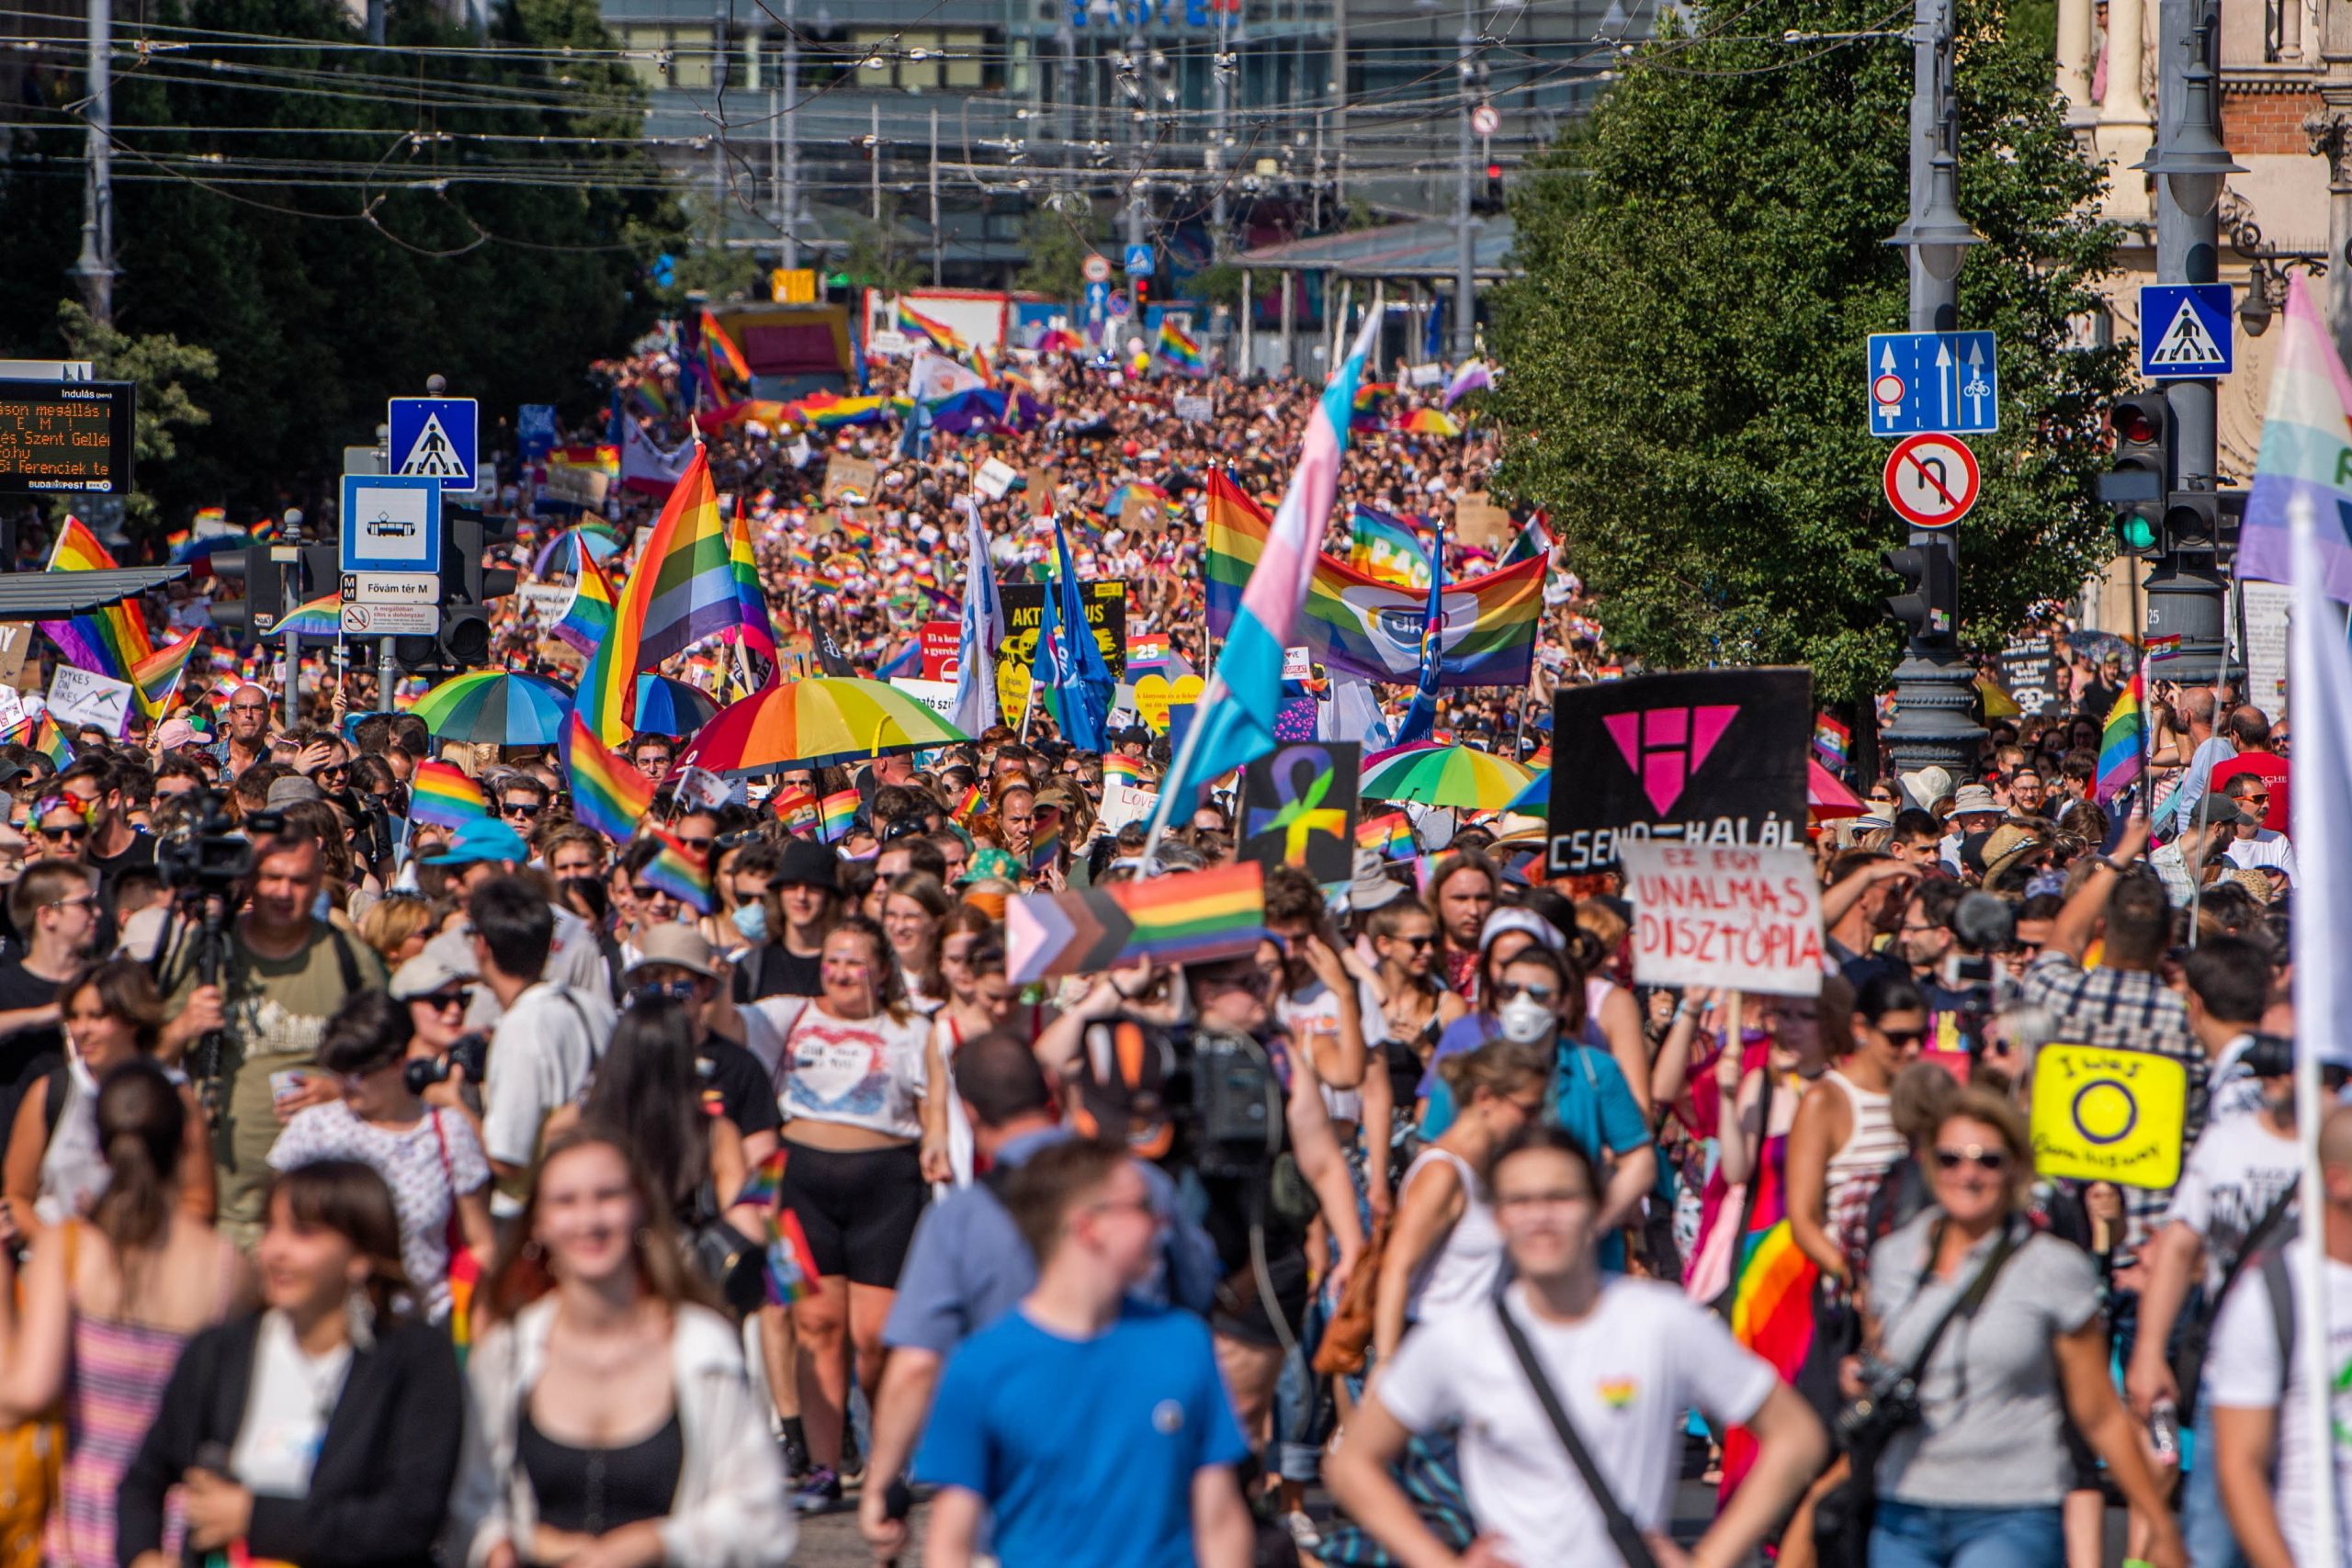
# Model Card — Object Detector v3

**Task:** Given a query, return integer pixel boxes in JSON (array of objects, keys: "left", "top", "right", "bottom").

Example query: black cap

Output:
[{"left": 769, "top": 836, "right": 840, "bottom": 893}]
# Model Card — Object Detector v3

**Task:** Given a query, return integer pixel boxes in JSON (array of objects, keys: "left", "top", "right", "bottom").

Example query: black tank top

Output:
[{"left": 517, "top": 1405, "right": 684, "bottom": 1538}]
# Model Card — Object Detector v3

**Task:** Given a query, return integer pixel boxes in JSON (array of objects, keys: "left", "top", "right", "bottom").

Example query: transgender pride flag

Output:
[
  {"left": 1156, "top": 309, "right": 1383, "bottom": 822},
  {"left": 2239, "top": 276, "right": 2352, "bottom": 600}
]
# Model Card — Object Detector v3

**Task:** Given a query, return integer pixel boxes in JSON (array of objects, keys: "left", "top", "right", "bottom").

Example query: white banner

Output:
[
  {"left": 1621, "top": 842, "right": 1825, "bottom": 997},
  {"left": 46, "top": 666, "right": 134, "bottom": 739}
]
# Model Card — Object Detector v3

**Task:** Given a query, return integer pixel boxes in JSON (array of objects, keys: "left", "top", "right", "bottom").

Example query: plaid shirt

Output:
[{"left": 2018, "top": 949, "right": 2204, "bottom": 1258}]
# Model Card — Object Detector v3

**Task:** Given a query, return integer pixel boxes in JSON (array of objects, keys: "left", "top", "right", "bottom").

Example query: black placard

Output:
[
  {"left": 998, "top": 579, "right": 1128, "bottom": 676},
  {"left": 1546, "top": 669, "right": 1813, "bottom": 875},
  {"left": 1996, "top": 635, "right": 2060, "bottom": 717},
  {"left": 1239, "top": 741, "right": 1361, "bottom": 886},
  {"left": 0, "top": 380, "right": 135, "bottom": 494}
]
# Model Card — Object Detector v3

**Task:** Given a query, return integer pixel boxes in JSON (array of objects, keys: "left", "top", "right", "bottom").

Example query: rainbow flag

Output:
[
  {"left": 556, "top": 534, "right": 618, "bottom": 658},
  {"left": 1102, "top": 755, "right": 1147, "bottom": 789},
  {"left": 947, "top": 783, "right": 983, "bottom": 823},
  {"left": 639, "top": 828, "right": 715, "bottom": 912},
  {"left": 763, "top": 1211, "right": 821, "bottom": 1306},
  {"left": 1005, "top": 862, "right": 1266, "bottom": 984},
  {"left": 2096, "top": 669, "right": 2145, "bottom": 805},
  {"left": 834, "top": 515, "right": 875, "bottom": 549},
  {"left": 2142, "top": 632, "right": 2183, "bottom": 662},
  {"left": 260, "top": 593, "right": 344, "bottom": 640},
  {"left": 1812, "top": 713, "right": 1849, "bottom": 772},
  {"left": 1156, "top": 318, "right": 1206, "bottom": 376},
  {"left": 816, "top": 787, "right": 859, "bottom": 842},
  {"left": 1357, "top": 811, "right": 1414, "bottom": 861},
  {"left": 1723, "top": 1220, "right": 1819, "bottom": 1496},
  {"left": 1027, "top": 806, "right": 1064, "bottom": 874},
  {"left": 1352, "top": 382, "right": 1395, "bottom": 411},
  {"left": 562, "top": 712, "right": 655, "bottom": 842},
  {"left": 580, "top": 446, "right": 741, "bottom": 748},
  {"left": 772, "top": 787, "right": 820, "bottom": 832},
  {"left": 797, "top": 395, "right": 895, "bottom": 431},
  {"left": 723, "top": 498, "right": 779, "bottom": 671},
  {"left": 1035, "top": 326, "right": 1087, "bottom": 354},
  {"left": 895, "top": 301, "right": 967, "bottom": 356},
  {"left": 1205, "top": 471, "right": 1543, "bottom": 688},
  {"left": 735, "top": 1148, "right": 786, "bottom": 1211},
  {"left": 699, "top": 309, "right": 751, "bottom": 384},
  {"left": 4, "top": 714, "right": 72, "bottom": 768},
  {"left": 410, "top": 761, "right": 489, "bottom": 829},
  {"left": 131, "top": 628, "right": 204, "bottom": 717},
  {"left": 38, "top": 517, "right": 155, "bottom": 700},
  {"left": 2240, "top": 275, "right": 2352, "bottom": 595},
  {"left": 1348, "top": 506, "right": 1432, "bottom": 591}
]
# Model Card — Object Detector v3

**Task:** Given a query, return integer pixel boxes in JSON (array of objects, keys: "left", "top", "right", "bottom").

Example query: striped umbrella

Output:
[
  {"left": 678, "top": 677, "right": 968, "bottom": 776},
  {"left": 634, "top": 673, "right": 720, "bottom": 739},
  {"left": 409, "top": 671, "right": 575, "bottom": 747},
  {"left": 1361, "top": 743, "right": 1537, "bottom": 811}
]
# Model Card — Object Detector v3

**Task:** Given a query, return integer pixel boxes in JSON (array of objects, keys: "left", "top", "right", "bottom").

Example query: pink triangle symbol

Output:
[
  {"left": 1602, "top": 712, "right": 1643, "bottom": 776},
  {"left": 1690, "top": 705, "right": 1738, "bottom": 770}
]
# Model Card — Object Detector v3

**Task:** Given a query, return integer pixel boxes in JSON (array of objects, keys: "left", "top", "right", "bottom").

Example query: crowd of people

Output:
[{"left": 0, "top": 321, "right": 2322, "bottom": 1568}]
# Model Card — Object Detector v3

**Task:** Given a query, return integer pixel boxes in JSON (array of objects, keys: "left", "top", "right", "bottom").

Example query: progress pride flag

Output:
[{"left": 1622, "top": 842, "right": 1825, "bottom": 998}]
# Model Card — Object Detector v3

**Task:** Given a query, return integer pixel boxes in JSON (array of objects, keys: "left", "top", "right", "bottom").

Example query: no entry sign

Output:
[{"left": 1883, "top": 433, "right": 1980, "bottom": 528}]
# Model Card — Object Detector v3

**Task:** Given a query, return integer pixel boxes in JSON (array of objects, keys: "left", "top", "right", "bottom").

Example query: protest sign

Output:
[
  {"left": 1547, "top": 669, "right": 1812, "bottom": 875},
  {"left": 1174, "top": 395, "right": 1214, "bottom": 423},
  {"left": 1132, "top": 672, "right": 1203, "bottom": 732},
  {"left": 920, "top": 620, "right": 961, "bottom": 681},
  {"left": 2029, "top": 1043, "right": 2189, "bottom": 1190},
  {"left": 1101, "top": 781, "right": 1159, "bottom": 831},
  {"left": 824, "top": 455, "right": 877, "bottom": 504},
  {"left": 1453, "top": 491, "right": 1513, "bottom": 554},
  {"left": 1004, "top": 863, "right": 1264, "bottom": 984},
  {"left": 888, "top": 677, "right": 959, "bottom": 722},
  {"left": 0, "top": 624, "right": 33, "bottom": 692},
  {"left": 47, "top": 666, "right": 133, "bottom": 738},
  {"left": 517, "top": 584, "right": 571, "bottom": 625},
  {"left": 1619, "top": 842, "right": 1824, "bottom": 997},
  {"left": 1996, "top": 635, "right": 2060, "bottom": 716},
  {"left": 975, "top": 457, "right": 1020, "bottom": 501},
  {"left": 1239, "top": 742, "right": 1361, "bottom": 885},
  {"left": 997, "top": 579, "right": 1128, "bottom": 715},
  {"left": 0, "top": 683, "right": 27, "bottom": 736}
]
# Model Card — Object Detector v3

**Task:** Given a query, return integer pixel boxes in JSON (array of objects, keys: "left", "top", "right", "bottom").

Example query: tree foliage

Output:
[
  {"left": 1014, "top": 201, "right": 1105, "bottom": 303},
  {"left": 844, "top": 196, "right": 923, "bottom": 299},
  {"left": 1486, "top": 0, "right": 2127, "bottom": 703},
  {"left": 0, "top": 0, "right": 683, "bottom": 543}
]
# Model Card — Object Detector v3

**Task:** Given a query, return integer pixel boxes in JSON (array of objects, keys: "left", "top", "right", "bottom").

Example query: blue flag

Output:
[
  {"left": 1033, "top": 517, "right": 1114, "bottom": 751},
  {"left": 1394, "top": 519, "right": 1445, "bottom": 746}
]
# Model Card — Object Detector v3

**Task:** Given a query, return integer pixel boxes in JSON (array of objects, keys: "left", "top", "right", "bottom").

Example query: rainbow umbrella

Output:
[
  {"left": 1396, "top": 408, "right": 1463, "bottom": 437},
  {"left": 1362, "top": 743, "right": 1536, "bottom": 811},
  {"left": 635, "top": 673, "right": 720, "bottom": 738},
  {"left": 678, "top": 677, "right": 969, "bottom": 775},
  {"left": 1506, "top": 768, "right": 1551, "bottom": 814},
  {"left": 1808, "top": 760, "right": 1865, "bottom": 820},
  {"left": 410, "top": 671, "right": 575, "bottom": 747}
]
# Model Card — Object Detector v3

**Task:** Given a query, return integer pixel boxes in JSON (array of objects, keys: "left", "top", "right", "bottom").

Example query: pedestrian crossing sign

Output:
[
  {"left": 2139, "top": 284, "right": 2233, "bottom": 379},
  {"left": 387, "top": 397, "right": 481, "bottom": 491}
]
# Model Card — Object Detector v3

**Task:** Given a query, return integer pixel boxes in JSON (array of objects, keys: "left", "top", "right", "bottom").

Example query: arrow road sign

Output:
[
  {"left": 1883, "top": 433, "right": 1982, "bottom": 528},
  {"left": 2140, "top": 284, "right": 2233, "bottom": 378},
  {"left": 1866, "top": 332, "right": 1999, "bottom": 436}
]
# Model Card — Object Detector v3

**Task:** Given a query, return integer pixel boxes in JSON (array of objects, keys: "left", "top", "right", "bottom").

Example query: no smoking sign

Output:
[{"left": 1882, "top": 432, "right": 1980, "bottom": 529}]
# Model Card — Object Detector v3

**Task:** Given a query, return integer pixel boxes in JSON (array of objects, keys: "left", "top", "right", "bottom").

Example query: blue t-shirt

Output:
[{"left": 915, "top": 1303, "right": 1250, "bottom": 1568}]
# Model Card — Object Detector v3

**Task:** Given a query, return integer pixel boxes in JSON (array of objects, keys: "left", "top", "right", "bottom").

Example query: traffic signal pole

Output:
[{"left": 1879, "top": 0, "right": 1986, "bottom": 775}]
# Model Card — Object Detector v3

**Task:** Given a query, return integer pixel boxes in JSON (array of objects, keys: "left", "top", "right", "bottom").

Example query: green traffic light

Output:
[{"left": 2118, "top": 512, "right": 2158, "bottom": 552}]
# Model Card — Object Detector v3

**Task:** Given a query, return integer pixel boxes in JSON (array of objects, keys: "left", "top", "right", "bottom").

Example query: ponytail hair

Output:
[{"left": 92, "top": 1060, "right": 184, "bottom": 1258}]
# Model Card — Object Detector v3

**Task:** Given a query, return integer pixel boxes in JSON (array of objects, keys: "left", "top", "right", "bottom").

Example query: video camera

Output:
[
  {"left": 1067, "top": 1016, "right": 1284, "bottom": 1180},
  {"left": 157, "top": 795, "right": 272, "bottom": 901}
]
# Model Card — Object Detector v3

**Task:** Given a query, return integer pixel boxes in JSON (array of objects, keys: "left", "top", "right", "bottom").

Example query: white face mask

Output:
[{"left": 1497, "top": 994, "right": 1555, "bottom": 1046}]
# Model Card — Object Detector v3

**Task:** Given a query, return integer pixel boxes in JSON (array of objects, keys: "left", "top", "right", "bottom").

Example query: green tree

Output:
[
  {"left": 0, "top": 0, "right": 683, "bottom": 544},
  {"left": 1487, "top": 0, "right": 2127, "bottom": 704},
  {"left": 1014, "top": 201, "right": 1104, "bottom": 304},
  {"left": 843, "top": 197, "right": 923, "bottom": 299},
  {"left": 55, "top": 300, "right": 219, "bottom": 524}
]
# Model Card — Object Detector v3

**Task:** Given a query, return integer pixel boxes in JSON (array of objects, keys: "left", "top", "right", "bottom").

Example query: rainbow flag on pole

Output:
[
  {"left": 562, "top": 712, "right": 655, "bottom": 842},
  {"left": 580, "top": 446, "right": 741, "bottom": 748},
  {"left": 1156, "top": 318, "right": 1206, "bottom": 377},
  {"left": 260, "top": 593, "right": 344, "bottom": 640},
  {"left": 895, "top": 301, "right": 967, "bottom": 356},
  {"left": 410, "top": 761, "right": 489, "bottom": 829},
  {"left": 2095, "top": 668, "right": 2146, "bottom": 805},
  {"left": 1005, "top": 862, "right": 1267, "bottom": 984},
  {"left": 133, "top": 628, "right": 205, "bottom": 717},
  {"left": 816, "top": 787, "right": 859, "bottom": 842},
  {"left": 639, "top": 828, "right": 715, "bottom": 912},
  {"left": 38, "top": 517, "right": 170, "bottom": 711},
  {"left": 1357, "top": 811, "right": 1415, "bottom": 861},
  {"left": 555, "top": 534, "right": 618, "bottom": 658}
]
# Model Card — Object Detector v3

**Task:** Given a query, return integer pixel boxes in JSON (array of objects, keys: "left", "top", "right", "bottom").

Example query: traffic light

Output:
[
  {"left": 419, "top": 505, "right": 521, "bottom": 669},
  {"left": 206, "top": 545, "right": 281, "bottom": 642},
  {"left": 1883, "top": 542, "right": 1955, "bottom": 646},
  {"left": 1475, "top": 163, "right": 1506, "bottom": 214},
  {"left": 2164, "top": 491, "right": 2219, "bottom": 555},
  {"left": 2099, "top": 391, "right": 2172, "bottom": 558},
  {"left": 1133, "top": 277, "right": 1150, "bottom": 313}
]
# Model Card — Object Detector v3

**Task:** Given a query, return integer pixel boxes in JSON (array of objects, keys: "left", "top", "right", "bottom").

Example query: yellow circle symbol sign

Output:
[{"left": 2028, "top": 1043, "right": 2188, "bottom": 1191}]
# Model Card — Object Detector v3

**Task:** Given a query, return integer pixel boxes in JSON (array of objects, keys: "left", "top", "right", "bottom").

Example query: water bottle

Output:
[{"left": 2150, "top": 1398, "right": 2180, "bottom": 1464}]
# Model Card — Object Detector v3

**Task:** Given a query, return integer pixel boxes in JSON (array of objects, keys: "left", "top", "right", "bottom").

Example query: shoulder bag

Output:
[{"left": 1493, "top": 1293, "right": 1661, "bottom": 1568}]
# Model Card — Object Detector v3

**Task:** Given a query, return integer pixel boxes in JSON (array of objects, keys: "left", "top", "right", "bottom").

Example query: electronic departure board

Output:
[{"left": 0, "top": 380, "right": 135, "bottom": 494}]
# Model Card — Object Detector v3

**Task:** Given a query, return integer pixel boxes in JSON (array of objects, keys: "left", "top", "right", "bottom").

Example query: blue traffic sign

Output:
[
  {"left": 1084, "top": 280, "right": 1111, "bottom": 320},
  {"left": 2140, "top": 284, "right": 2233, "bottom": 379},
  {"left": 340, "top": 475, "right": 443, "bottom": 575},
  {"left": 1106, "top": 290, "right": 1132, "bottom": 321},
  {"left": 1867, "top": 332, "right": 1998, "bottom": 437},
  {"left": 1124, "top": 244, "right": 1155, "bottom": 277},
  {"left": 387, "top": 397, "right": 480, "bottom": 491}
]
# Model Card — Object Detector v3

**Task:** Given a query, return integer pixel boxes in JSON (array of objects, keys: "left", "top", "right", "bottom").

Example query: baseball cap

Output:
[
  {"left": 1477, "top": 907, "right": 1566, "bottom": 956},
  {"left": 390, "top": 951, "right": 476, "bottom": 1001},
  {"left": 422, "top": 817, "right": 531, "bottom": 867},
  {"left": 625, "top": 923, "right": 721, "bottom": 981}
]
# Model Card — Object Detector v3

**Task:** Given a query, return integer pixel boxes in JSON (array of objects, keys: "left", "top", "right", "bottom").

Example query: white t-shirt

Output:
[
  {"left": 231, "top": 1310, "right": 354, "bottom": 1498},
  {"left": 1277, "top": 973, "right": 1382, "bottom": 1124},
  {"left": 268, "top": 1102, "right": 490, "bottom": 1322},
  {"left": 1375, "top": 1277, "right": 1778, "bottom": 1565},
  {"left": 481, "top": 982, "right": 616, "bottom": 1216},
  {"left": 743, "top": 997, "right": 930, "bottom": 1140},
  {"left": 2204, "top": 1251, "right": 2352, "bottom": 1568},
  {"left": 2165, "top": 1113, "right": 2302, "bottom": 1294},
  {"left": 2225, "top": 829, "right": 2298, "bottom": 885}
]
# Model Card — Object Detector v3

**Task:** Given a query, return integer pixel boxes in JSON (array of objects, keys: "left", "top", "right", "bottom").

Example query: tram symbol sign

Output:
[{"left": 1882, "top": 433, "right": 1980, "bottom": 528}]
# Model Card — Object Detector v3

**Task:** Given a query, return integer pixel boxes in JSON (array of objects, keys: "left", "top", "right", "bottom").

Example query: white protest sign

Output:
[
  {"left": 0, "top": 682, "right": 27, "bottom": 736},
  {"left": 1621, "top": 841, "right": 1825, "bottom": 997},
  {"left": 518, "top": 584, "right": 572, "bottom": 624},
  {"left": 1101, "top": 781, "right": 1159, "bottom": 831},
  {"left": 46, "top": 666, "right": 135, "bottom": 739},
  {"left": 1173, "top": 395, "right": 1214, "bottom": 423},
  {"left": 2234, "top": 581, "right": 2289, "bottom": 723},
  {"left": 974, "top": 457, "right": 1021, "bottom": 501},
  {"left": 888, "top": 677, "right": 959, "bottom": 721}
]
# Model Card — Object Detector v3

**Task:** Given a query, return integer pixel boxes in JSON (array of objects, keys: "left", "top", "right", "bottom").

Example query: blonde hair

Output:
[{"left": 356, "top": 896, "right": 437, "bottom": 962}]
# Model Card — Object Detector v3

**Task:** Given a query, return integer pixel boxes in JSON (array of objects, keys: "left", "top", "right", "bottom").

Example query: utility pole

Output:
[
  {"left": 711, "top": 0, "right": 732, "bottom": 240},
  {"left": 1452, "top": 0, "right": 1476, "bottom": 359},
  {"left": 1329, "top": 0, "right": 1347, "bottom": 212},
  {"left": 278, "top": 509, "right": 304, "bottom": 731},
  {"left": 781, "top": 0, "right": 801, "bottom": 271},
  {"left": 74, "top": 0, "right": 116, "bottom": 325},
  {"left": 1211, "top": 6, "right": 1231, "bottom": 254},
  {"left": 871, "top": 100, "right": 883, "bottom": 224},
  {"left": 365, "top": 0, "right": 384, "bottom": 45},
  {"left": 930, "top": 107, "right": 944, "bottom": 287},
  {"left": 2136, "top": 0, "right": 2241, "bottom": 684},
  {"left": 1878, "top": 0, "right": 1986, "bottom": 774},
  {"left": 1125, "top": 29, "right": 1147, "bottom": 269}
]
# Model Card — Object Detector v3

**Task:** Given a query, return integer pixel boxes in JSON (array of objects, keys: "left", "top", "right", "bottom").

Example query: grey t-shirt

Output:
[{"left": 1868, "top": 1209, "right": 2099, "bottom": 1507}]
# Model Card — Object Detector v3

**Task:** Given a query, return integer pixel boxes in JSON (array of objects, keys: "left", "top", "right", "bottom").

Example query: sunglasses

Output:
[
  {"left": 1880, "top": 1028, "right": 1928, "bottom": 1048},
  {"left": 628, "top": 978, "right": 696, "bottom": 1007},
  {"left": 37, "top": 824, "right": 88, "bottom": 842},
  {"left": 1933, "top": 1145, "right": 2008, "bottom": 1173},
  {"left": 630, "top": 885, "right": 673, "bottom": 902},
  {"left": 674, "top": 837, "right": 716, "bottom": 854},
  {"left": 501, "top": 801, "right": 544, "bottom": 818},
  {"left": 1489, "top": 980, "right": 1556, "bottom": 1005},
  {"left": 416, "top": 989, "right": 473, "bottom": 1012},
  {"left": 1391, "top": 934, "right": 1436, "bottom": 950}
]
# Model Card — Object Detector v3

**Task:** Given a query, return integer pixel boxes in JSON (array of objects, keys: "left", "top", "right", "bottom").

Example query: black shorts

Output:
[
  {"left": 1210, "top": 1246, "right": 1311, "bottom": 1350},
  {"left": 778, "top": 1140, "right": 927, "bottom": 1288}
]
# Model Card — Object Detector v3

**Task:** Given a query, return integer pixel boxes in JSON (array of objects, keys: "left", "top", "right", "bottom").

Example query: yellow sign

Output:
[
  {"left": 2029, "top": 1043, "right": 2189, "bottom": 1190},
  {"left": 771, "top": 268, "right": 817, "bottom": 304},
  {"left": 1131, "top": 672, "right": 1204, "bottom": 733}
]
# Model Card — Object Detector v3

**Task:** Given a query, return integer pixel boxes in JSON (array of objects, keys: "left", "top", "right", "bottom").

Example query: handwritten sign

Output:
[
  {"left": 2029, "top": 1043, "right": 2188, "bottom": 1190},
  {"left": 1620, "top": 842, "right": 1824, "bottom": 997},
  {"left": 824, "top": 455, "right": 877, "bottom": 505}
]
